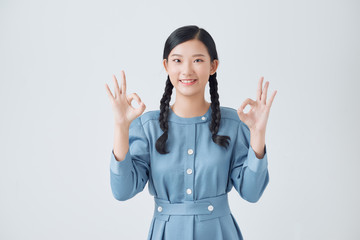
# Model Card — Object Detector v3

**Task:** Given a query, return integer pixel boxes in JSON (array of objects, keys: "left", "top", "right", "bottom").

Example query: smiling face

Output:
[{"left": 163, "top": 39, "right": 218, "bottom": 99}]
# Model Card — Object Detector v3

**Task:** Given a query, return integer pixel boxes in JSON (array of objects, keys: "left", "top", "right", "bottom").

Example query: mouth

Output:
[{"left": 179, "top": 79, "right": 197, "bottom": 85}]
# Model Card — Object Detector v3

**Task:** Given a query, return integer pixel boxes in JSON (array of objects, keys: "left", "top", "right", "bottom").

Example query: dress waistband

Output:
[{"left": 153, "top": 193, "right": 231, "bottom": 222}]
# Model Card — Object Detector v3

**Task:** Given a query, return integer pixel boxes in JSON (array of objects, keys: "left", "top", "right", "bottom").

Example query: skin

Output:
[
  {"left": 105, "top": 39, "right": 277, "bottom": 161},
  {"left": 241, "top": 76, "right": 277, "bottom": 159}
]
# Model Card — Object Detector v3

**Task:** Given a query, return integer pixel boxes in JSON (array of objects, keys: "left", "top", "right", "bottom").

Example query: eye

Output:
[
  {"left": 173, "top": 59, "right": 181, "bottom": 63},
  {"left": 194, "top": 59, "right": 203, "bottom": 62}
]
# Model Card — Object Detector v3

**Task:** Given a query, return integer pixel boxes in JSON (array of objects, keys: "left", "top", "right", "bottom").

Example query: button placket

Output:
[{"left": 184, "top": 124, "right": 196, "bottom": 201}]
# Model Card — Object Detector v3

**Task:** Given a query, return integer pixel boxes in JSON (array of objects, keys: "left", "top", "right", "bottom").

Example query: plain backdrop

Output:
[{"left": 1, "top": 0, "right": 359, "bottom": 239}]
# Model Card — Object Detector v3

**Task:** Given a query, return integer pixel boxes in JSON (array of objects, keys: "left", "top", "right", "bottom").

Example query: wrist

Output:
[
  {"left": 250, "top": 128, "right": 265, "bottom": 138},
  {"left": 114, "top": 122, "right": 130, "bottom": 131},
  {"left": 250, "top": 130, "right": 266, "bottom": 159}
]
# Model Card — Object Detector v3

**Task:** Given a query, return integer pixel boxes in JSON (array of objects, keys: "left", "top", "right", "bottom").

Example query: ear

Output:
[
  {"left": 210, "top": 59, "right": 219, "bottom": 75},
  {"left": 163, "top": 59, "right": 168, "bottom": 73}
]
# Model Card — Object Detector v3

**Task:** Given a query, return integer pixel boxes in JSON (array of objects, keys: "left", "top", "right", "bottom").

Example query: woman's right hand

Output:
[{"left": 105, "top": 70, "right": 146, "bottom": 127}]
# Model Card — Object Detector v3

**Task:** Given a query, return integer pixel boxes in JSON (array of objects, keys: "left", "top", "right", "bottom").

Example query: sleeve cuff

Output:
[
  {"left": 110, "top": 150, "right": 133, "bottom": 176},
  {"left": 247, "top": 144, "right": 268, "bottom": 172}
]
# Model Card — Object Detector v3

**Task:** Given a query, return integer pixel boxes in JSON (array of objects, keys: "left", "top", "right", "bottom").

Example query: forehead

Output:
[{"left": 169, "top": 39, "right": 209, "bottom": 57}]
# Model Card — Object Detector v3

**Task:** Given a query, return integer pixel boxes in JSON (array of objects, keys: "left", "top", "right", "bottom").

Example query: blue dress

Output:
[{"left": 110, "top": 106, "right": 269, "bottom": 240}]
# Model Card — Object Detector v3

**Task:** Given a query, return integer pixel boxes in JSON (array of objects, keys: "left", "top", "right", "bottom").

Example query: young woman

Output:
[{"left": 105, "top": 25, "right": 277, "bottom": 240}]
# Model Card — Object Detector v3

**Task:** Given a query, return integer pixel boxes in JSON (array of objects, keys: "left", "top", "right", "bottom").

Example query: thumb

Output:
[
  {"left": 134, "top": 102, "right": 146, "bottom": 117},
  {"left": 237, "top": 108, "right": 246, "bottom": 122}
]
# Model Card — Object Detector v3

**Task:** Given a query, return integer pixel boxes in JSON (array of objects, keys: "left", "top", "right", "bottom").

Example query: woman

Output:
[{"left": 105, "top": 25, "right": 277, "bottom": 240}]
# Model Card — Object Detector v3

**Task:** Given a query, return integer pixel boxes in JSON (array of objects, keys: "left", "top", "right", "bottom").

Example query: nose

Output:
[{"left": 181, "top": 61, "right": 195, "bottom": 77}]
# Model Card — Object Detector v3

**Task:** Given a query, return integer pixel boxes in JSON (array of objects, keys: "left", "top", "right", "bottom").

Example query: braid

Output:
[
  {"left": 155, "top": 75, "right": 173, "bottom": 154},
  {"left": 209, "top": 72, "right": 231, "bottom": 149},
  {"left": 155, "top": 73, "right": 230, "bottom": 153}
]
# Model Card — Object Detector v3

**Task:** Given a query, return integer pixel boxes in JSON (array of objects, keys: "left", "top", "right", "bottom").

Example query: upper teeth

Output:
[{"left": 181, "top": 79, "right": 196, "bottom": 83}]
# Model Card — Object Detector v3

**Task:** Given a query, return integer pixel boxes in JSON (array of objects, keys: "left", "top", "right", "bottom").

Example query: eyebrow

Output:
[{"left": 170, "top": 54, "right": 206, "bottom": 57}]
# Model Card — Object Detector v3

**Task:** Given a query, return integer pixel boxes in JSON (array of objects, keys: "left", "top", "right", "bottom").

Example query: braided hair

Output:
[
  {"left": 208, "top": 72, "right": 231, "bottom": 148},
  {"left": 155, "top": 25, "right": 230, "bottom": 154},
  {"left": 155, "top": 76, "right": 173, "bottom": 154}
]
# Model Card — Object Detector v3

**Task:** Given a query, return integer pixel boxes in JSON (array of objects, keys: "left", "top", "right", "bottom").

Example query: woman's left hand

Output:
[{"left": 237, "top": 77, "right": 277, "bottom": 134}]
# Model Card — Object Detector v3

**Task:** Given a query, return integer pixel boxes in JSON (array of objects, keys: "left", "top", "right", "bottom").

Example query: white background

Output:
[{"left": 1, "top": 0, "right": 359, "bottom": 239}]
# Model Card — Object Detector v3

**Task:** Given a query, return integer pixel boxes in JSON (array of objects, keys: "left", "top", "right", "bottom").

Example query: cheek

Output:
[
  {"left": 169, "top": 78, "right": 178, "bottom": 86},
  {"left": 197, "top": 67, "right": 211, "bottom": 79},
  {"left": 167, "top": 71, "right": 179, "bottom": 85},
  {"left": 196, "top": 64, "right": 211, "bottom": 73},
  {"left": 168, "top": 70, "right": 178, "bottom": 83},
  {"left": 167, "top": 66, "right": 179, "bottom": 76}
]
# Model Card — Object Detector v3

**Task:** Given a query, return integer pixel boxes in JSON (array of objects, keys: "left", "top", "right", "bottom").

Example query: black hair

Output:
[{"left": 156, "top": 25, "right": 230, "bottom": 154}]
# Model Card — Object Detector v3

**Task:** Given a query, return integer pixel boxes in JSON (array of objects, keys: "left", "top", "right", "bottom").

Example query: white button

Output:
[
  {"left": 157, "top": 206, "right": 163, "bottom": 212},
  {"left": 188, "top": 149, "right": 193, "bottom": 155},
  {"left": 201, "top": 116, "right": 206, "bottom": 120},
  {"left": 186, "top": 168, "right": 193, "bottom": 174},
  {"left": 208, "top": 205, "right": 214, "bottom": 211},
  {"left": 186, "top": 188, "right": 192, "bottom": 194}
]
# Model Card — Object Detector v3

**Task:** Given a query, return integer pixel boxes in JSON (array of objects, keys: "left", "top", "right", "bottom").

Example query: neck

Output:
[{"left": 171, "top": 94, "right": 210, "bottom": 118}]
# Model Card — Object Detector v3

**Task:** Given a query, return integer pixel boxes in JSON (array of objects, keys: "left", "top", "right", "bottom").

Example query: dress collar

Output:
[{"left": 168, "top": 105, "right": 212, "bottom": 124}]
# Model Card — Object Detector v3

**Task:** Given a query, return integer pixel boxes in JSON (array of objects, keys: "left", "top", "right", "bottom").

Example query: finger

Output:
[
  {"left": 135, "top": 100, "right": 146, "bottom": 115},
  {"left": 237, "top": 107, "right": 246, "bottom": 121},
  {"left": 238, "top": 98, "right": 256, "bottom": 114},
  {"left": 237, "top": 99, "right": 255, "bottom": 122},
  {"left": 267, "top": 90, "right": 277, "bottom": 109},
  {"left": 262, "top": 81, "right": 269, "bottom": 104},
  {"left": 257, "top": 77, "right": 264, "bottom": 102},
  {"left": 128, "top": 93, "right": 146, "bottom": 115},
  {"left": 127, "top": 93, "right": 143, "bottom": 108},
  {"left": 121, "top": 70, "right": 127, "bottom": 95},
  {"left": 113, "top": 74, "right": 121, "bottom": 98},
  {"left": 241, "top": 98, "right": 256, "bottom": 109},
  {"left": 105, "top": 83, "right": 115, "bottom": 101}
]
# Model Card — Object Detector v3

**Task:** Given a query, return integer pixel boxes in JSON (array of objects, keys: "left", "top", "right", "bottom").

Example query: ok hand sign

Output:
[
  {"left": 105, "top": 70, "right": 146, "bottom": 127},
  {"left": 237, "top": 77, "right": 277, "bottom": 134}
]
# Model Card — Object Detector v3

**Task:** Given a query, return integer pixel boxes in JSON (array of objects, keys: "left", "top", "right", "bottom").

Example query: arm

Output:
[
  {"left": 110, "top": 117, "right": 150, "bottom": 201},
  {"left": 113, "top": 122, "right": 130, "bottom": 162},
  {"left": 230, "top": 121, "right": 269, "bottom": 203}
]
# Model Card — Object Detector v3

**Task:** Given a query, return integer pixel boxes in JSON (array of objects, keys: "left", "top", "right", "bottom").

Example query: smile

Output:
[{"left": 179, "top": 79, "right": 197, "bottom": 85}]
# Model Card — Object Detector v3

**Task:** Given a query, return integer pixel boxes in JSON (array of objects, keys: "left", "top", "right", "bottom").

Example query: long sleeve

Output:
[
  {"left": 110, "top": 116, "right": 150, "bottom": 201},
  {"left": 230, "top": 120, "right": 269, "bottom": 203}
]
